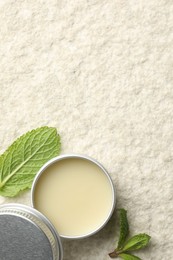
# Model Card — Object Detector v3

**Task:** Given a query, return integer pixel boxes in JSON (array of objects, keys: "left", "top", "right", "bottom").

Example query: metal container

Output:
[
  {"left": 31, "top": 154, "right": 116, "bottom": 239},
  {"left": 0, "top": 204, "right": 63, "bottom": 260}
]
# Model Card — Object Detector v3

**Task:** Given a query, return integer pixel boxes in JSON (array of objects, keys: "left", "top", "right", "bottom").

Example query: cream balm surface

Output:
[{"left": 33, "top": 156, "right": 114, "bottom": 238}]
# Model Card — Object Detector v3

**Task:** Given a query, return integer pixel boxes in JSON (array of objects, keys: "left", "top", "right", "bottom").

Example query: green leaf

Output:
[
  {"left": 117, "top": 209, "right": 129, "bottom": 249},
  {"left": 122, "top": 234, "right": 151, "bottom": 252},
  {"left": 119, "top": 253, "right": 141, "bottom": 260},
  {"left": 0, "top": 126, "right": 61, "bottom": 197}
]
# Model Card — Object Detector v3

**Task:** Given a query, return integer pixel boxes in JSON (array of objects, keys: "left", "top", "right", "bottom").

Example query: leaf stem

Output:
[{"left": 109, "top": 249, "right": 122, "bottom": 258}]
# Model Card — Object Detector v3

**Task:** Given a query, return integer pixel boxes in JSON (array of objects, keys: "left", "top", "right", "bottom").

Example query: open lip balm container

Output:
[{"left": 31, "top": 154, "right": 115, "bottom": 239}]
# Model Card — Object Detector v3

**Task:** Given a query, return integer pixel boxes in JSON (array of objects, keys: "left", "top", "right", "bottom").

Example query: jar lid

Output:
[{"left": 0, "top": 204, "right": 63, "bottom": 260}]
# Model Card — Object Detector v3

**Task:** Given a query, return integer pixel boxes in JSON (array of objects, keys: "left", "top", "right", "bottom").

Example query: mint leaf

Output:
[
  {"left": 0, "top": 126, "right": 61, "bottom": 197},
  {"left": 119, "top": 253, "right": 141, "bottom": 260},
  {"left": 117, "top": 209, "right": 129, "bottom": 249},
  {"left": 122, "top": 234, "right": 151, "bottom": 252}
]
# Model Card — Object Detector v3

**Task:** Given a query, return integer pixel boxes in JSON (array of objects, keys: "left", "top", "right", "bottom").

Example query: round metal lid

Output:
[{"left": 0, "top": 204, "right": 63, "bottom": 260}]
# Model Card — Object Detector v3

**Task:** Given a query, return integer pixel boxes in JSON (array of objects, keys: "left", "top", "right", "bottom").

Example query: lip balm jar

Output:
[{"left": 31, "top": 154, "right": 115, "bottom": 239}]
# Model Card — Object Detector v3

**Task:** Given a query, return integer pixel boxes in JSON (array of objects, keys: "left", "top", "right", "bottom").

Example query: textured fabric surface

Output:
[{"left": 0, "top": 0, "right": 172, "bottom": 259}]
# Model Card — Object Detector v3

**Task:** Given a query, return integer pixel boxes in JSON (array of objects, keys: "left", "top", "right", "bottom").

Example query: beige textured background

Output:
[{"left": 0, "top": 0, "right": 173, "bottom": 259}]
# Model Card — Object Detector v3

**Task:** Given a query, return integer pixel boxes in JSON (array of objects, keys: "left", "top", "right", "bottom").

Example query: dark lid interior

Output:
[{"left": 0, "top": 214, "right": 53, "bottom": 260}]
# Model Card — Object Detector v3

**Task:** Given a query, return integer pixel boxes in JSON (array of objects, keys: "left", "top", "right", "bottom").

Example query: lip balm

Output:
[{"left": 32, "top": 155, "right": 115, "bottom": 239}]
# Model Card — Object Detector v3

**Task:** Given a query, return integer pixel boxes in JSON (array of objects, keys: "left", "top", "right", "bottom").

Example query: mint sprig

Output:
[
  {"left": 0, "top": 126, "right": 61, "bottom": 197},
  {"left": 119, "top": 253, "right": 141, "bottom": 260},
  {"left": 109, "top": 209, "right": 151, "bottom": 260},
  {"left": 122, "top": 234, "right": 151, "bottom": 252},
  {"left": 117, "top": 209, "right": 129, "bottom": 249}
]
